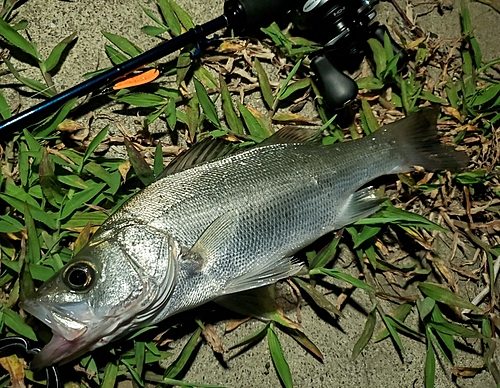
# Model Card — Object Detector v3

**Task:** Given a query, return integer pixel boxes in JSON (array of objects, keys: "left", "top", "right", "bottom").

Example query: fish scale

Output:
[
  {"left": 22, "top": 108, "right": 469, "bottom": 369},
  {"left": 114, "top": 141, "right": 388, "bottom": 249}
]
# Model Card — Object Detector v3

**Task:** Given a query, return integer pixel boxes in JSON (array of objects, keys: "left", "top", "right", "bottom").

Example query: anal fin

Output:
[{"left": 336, "top": 187, "right": 386, "bottom": 228}]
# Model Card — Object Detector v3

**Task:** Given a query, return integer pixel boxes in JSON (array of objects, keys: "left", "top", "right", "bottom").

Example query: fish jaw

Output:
[
  {"left": 31, "top": 332, "right": 83, "bottom": 371},
  {"left": 22, "top": 297, "right": 98, "bottom": 370}
]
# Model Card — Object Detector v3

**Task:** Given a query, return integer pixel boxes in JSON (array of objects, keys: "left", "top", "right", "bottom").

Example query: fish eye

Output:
[{"left": 63, "top": 261, "right": 96, "bottom": 292}]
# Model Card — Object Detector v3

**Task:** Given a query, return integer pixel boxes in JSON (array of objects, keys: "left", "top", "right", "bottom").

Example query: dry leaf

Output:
[
  {"left": 202, "top": 324, "right": 225, "bottom": 354},
  {"left": 57, "top": 119, "right": 85, "bottom": 133},
  {"left": 73, "top": 222, "right": 92, "bottom": 255},
  {"left": 443, "top": 106, "right": 462, "bottom": 121},
  {"left": 225, "top": 317, "right": 250, "bottom": 333},
  {"left": 272, "top": 112, "right": 319, "bottom": 125},
  {"left": 405, "top": 36, "right": 426, "bottom": 50},
  {"left": 218, "top": 41, "right": 245, "bottom": 53},
  {"left": 0, "top": 355, "right": 26, "bottom": 388},
  {"left": 118, "top": 161, "right": 131, "bottom": 182},
  {"left": 451, "top": 366, "right": 484, "bottom": 378}
]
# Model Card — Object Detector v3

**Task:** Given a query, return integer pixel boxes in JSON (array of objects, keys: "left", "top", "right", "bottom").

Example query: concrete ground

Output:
[{"left": 3, "top": 0, "right": 500, "bottom": 387}]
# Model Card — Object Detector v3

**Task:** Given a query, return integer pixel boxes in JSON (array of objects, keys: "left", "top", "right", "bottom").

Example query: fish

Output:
[{"left": 22, "top": 108, "right": 468, "bottom": 370}]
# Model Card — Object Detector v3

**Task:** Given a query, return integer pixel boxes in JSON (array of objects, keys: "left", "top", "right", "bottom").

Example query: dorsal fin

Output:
[
  {"left": 258, "top": 126, "right": 319, "bottom": 146},
  {"left": 157, "top": 127, "right": 319, "bottom": 179},
  {"left": 156, "top": 138, "right": 237, "bottom": 179}
]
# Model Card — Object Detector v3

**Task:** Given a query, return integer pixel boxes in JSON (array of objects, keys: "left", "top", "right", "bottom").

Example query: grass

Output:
[{"left": 0, "top": 0, "right": 499, "bottom": 387}]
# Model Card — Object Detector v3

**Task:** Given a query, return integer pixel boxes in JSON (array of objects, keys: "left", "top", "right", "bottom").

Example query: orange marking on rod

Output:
[{"left": 113, "top": 68, "right": 160, "bottom": 90}]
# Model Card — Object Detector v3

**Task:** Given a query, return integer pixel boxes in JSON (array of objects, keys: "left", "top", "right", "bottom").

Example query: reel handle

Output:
[{"left": 311, "top": 53, "right": 359, "bottom": 109}]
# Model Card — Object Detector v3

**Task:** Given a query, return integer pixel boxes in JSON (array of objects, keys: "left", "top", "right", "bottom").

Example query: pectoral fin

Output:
[
  {"left": 223, "top": 255, "right": 303, "bottom": 295},
  {"left": 190, "top": 209, "right": 303, "bottom": 296}
]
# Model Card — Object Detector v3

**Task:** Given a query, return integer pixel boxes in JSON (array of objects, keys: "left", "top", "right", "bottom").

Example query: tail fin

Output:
[{"left": 378, "top": 107, "right": 469, "bottom": 172}]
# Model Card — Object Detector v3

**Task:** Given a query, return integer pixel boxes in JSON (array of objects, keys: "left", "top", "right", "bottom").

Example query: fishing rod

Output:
[
  {"left": 0, "top": 0, "right": 406, "bottom": 138},
  {"left": 0, "top": 0, "right": 290, "bottom": 138}
]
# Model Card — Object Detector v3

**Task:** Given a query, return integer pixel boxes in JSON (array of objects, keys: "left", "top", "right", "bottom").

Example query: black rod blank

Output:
[
  {"left": 0, "top": 15, "right": 229, "bottom": 137},
  {"left": 0, "top": 0, "right": 296, "bottom": 138}
]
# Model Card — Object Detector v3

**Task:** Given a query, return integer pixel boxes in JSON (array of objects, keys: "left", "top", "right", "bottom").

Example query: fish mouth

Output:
[
  {"left": 22, "top": 299, "right": 97, "bottom": 370},
  {"left": 31, "top": 331, "right": 85, "bottom": 371}
]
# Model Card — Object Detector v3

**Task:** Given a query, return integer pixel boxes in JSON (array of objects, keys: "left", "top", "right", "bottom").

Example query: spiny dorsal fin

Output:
[
  {"left": 258, "top": 126, "right": 320, "bottom": 146},
  {"left": 157, "top": 127, "right": 319, "bottom": 179},
  {"left": 156, "top": 138, "right": 237, "bottom": 179}
]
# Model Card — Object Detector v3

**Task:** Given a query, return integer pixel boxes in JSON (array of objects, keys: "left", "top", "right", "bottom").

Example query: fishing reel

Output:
[{"left": 290, "top": 0, "right": 407, "bottom": 109}]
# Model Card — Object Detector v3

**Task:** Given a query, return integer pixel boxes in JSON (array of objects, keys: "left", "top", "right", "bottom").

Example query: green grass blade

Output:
[
  {"left": 277, "top": 59, "right": 303, "bottom": 101},
  {"left": 237, "top": 102, "right": 268, "bottom": 141},
  {"left": 308, "top": 232, "right": 341, "bottom": 269},
  {"left": 84, "top": 162, "right": 121, "bottom": 194},
  {"left": 121, "top": 359, "right": 144, "bottom": 386},
  {"left": 267, "top": 325, "right": 293, "bottom": 388},
  {"left": 425, "top": 328, "right": 436, "bottom": 388},
  {"left": 170, "top": 0, "right": 195, "bottom": 30},
  {"left": 141, "top": 6, "right": 167, "bottom": 28},
  {"left": 0, "top": 17, "right": 40, "bottom": 61},
  {"left": 116, "top": 93, "right": 167, "bottom": 107},
  {"left": 33, "top": 97, "right": 77, "bottom": 137},
  {"left": 375, "top": 303, "right": 413, "bottom": 342},
  {"left": 40, "top": 149, "right": 64, "bottom": 207},
  {"left": 278, "top": 78, "right": 310, "bottom": 101},
  {"left": 379, "top": 311, "right": 405, "bottom": 355},
  {"left": 141, "top": 25, "right": 167, "bottom": 37},
  {"left": 44, "top": 32, "right": 77, "bottom": 72},
  {"left": 254, "top": 58, "right": 274, "bottom": 109},
  {"left": 194, "top": 78, "right": 220, "bottom": 128},
  {"left": 418, "top": 282, "right": 479, "bottom": 311},
  {"left": 135, "top": 341, "right": 146, "bottom": 380},
  {"left": 60, "top": 182, "right": 106, "bottom": 220},
  {"left": 164, "top": 98, "right": 177, "bottom": 130},
  {"left": 352, "top": 306, "right": 376, "bottom": 360},
  {"left": 360, "top": 98, "right": 379, "bottom": 134},
  {"left": 124, "top": 137, "right": 155, "bottom": 186},
  {"left": 0, "top": 194, "right": 57, "bottom": 230},
  {"left": 81, "top": 125, "right": 109, "bottom": 170},
  {"left": 101, "top": 361, "right": 118, "bottom": 388},
  {"left": 3, "top": 308, "right": 37, "bottom": 340},
  {"left": 367, "top": 38, "right": 386, "bottom": 78},
  {"left": 429, "top": 321, "right": 484, "bottom": 339},
  {"left": 354, "top": 203, "right": 446, "bottom": 232},
  {"left": 311, "top": 268, "right": 375, "bottom": 292},
  {"left": 158, "top": 0, "right": 181, "bottom": 37},
  {"left": 164, "top": 327, "right": 202, "bottom": 379},
  {"left": 220, "top": 74, "right": 244, "bottom": 134},
  {"left": 105, "top": 44, "right": 128, "bottom": 65},
  {"left": 278, "top": 326, "right": 323, "bottom": 360},
  {"left": 102, "top": 31, "right": 142, "bottom": 57},
  {"left": 293, "top": 277, "right": 343, "bottom": 317},
  {"left": 0, "top": 90, "right": 12, "bottom": 119},
  {"left": 176, "top": 50, "right": 192, "bottom": 86},
  {"left": 228, "top": 323, "right": 268, "bottom": 350},
  {"left": 356, "top": 76, "right": 384, "bottom": 90},
  {"left": 154, "top": 142, "right": 164, "bottom": 178},
  {"left": 0, "top": 215, "right": 24, "bottom": 233},
  {"left": 23, "top": 203, "right": 41, "bottom": 264}
]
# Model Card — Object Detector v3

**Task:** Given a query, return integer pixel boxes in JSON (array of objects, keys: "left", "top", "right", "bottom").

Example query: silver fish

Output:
[{"left": 22, "top": 108, "right": 468, "bottom": 369}]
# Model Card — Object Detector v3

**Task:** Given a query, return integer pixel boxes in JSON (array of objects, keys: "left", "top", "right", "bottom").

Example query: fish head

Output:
[{"left": 22, "top": 224, "right": 178, "bottom": 370}]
